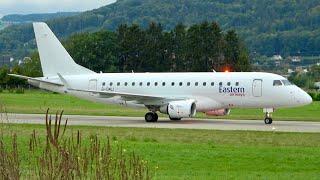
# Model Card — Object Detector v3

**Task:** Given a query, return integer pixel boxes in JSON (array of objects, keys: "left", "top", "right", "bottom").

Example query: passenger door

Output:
[
  {"left": 252, "top": 79, "right": 262, "bottom": 97},
  {"left": 88, "top": 79, "right": 97, "bottom": 96}
]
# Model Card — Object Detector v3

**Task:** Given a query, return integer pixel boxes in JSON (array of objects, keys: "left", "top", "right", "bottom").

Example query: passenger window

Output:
[
  {"left": 132, "top": 82, "right": 135, "bottom": 86},
  {"left": 110, "top": 82, "right": 113, "bottom": 86},
  {"left": 203, "top": 82, "right": 207, "bottom": 86},
  {"left": 171, "top": 82, "right": 175, "bottom": 86},
  {"left": 187, "top": 82, "right": 191, "bottom": 86},
  {"left": 117, "top": 82, "right": 120, "bottom": 86},
  {"left": 195, "top": 82, "right": 199, "bottom": 86},
  {"left": 227, "top": 82, "right": 231, "bottom": 86},
  {"left": 125, "top": 82, "right": 128, "bottom": 86},
  {"left": 273, "top": 80, "right": 283, "bottom": 86},
  {"left": 236, "top": 82, "right": 239, "bottom": 86},
  {"left": 219, "top": 82, "right": 223, "bottom": 86},
  {"left": 211, "top": 82, "right": 214, "bottom": 86},
  {"left": 179, "top": 82, "right": 183, "bottom": 86},
  {"left": 147, "top": 82, "right": 150, "bottom": 86},
  {"left": 102, "top": 82, "right": 106, "bottom": 86},
  {"left": 139, "top": 82, "right": 143, "bottom": 86},
  {"left": 155, "top": 82, "right": 158, "bottom": 86},
  {"left": 162, "top": 82, "right": 166, "bottom": 86}
]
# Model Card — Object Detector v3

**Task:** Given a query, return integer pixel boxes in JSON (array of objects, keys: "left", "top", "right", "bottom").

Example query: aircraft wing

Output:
[
  {"left": 68, "top": 88, "right": 185, "bottom": 105},
  {"left": 58, "top": 74, "right": 186, "bottom": 105},
  {"left": 8, "top": 74, "right": 64, "bottom": 86}
]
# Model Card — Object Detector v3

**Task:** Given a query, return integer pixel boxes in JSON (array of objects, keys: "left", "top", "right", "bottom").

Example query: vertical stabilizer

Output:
[{"left": 33, "top": 22, "right": 95, "bottom": 77}]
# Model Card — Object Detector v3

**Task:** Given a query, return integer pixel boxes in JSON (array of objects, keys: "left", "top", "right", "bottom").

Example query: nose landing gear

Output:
[
  {"left": 263, "top": 108, "right": 274, "bottom": 124},
  {"left": 264, "top": 117, "right": 273, "bottom": 124}
]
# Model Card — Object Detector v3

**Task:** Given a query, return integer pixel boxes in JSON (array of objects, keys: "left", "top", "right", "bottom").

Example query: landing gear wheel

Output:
[
  {"left": 264, "top": 118, "right": 273, "bottom": 124},
  {"left": 145, "top": 112, "right": 158, "bottom": 122},
  {"left": 153, "top": 113, "right": 158, "bottom": 122},
  {"left": 263, "top": 109, "right": 274, "bottom": 125},
  {"left": 169, "top": 117, "right": 182, "bottom": 121}
]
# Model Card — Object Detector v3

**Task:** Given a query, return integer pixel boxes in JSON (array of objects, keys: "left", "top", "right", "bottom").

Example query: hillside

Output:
[
  {"left": 0, "top": 21, "right": 4, "bottom": 30},
  {"left": 0, "top": 0, "right": 319, "bottom": 58},
  {"left": 1, "top": 12, "right": 80, "bottom": 23}
]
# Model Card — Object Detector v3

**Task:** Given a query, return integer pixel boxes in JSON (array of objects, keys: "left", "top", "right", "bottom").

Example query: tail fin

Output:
[{"left": 33, "top": 22, "right": 95, "bottom": 77}]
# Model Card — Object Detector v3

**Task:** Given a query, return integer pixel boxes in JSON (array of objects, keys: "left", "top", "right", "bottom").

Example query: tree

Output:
[
  {"left": 143, "top": 22, "right": 168, "bottom": 72},
  {"left": 22, "top": 52, "right": 43, "bottom": 77},
  {"left": 64, "top": 31, "right": 118, "bottom": 73},
  {"left": 117, "top": 24, "right": 145, "bottom": 72},
  {"left": 171, "top": 23, "right": 187, "bottom": 71},
  {"left": 8, "top": 63, "right": 27, "bottom": 87},
  {"left": 0, "top": 66, "right": 10, "bottom": 88},
  {"left": 224, "top": 30, "right": 250, "bottom": 72}
]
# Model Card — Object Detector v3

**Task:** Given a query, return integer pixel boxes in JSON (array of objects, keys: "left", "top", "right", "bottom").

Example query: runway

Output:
[{"left": 1, "top": 113, "right": 320, "bottom": 133}]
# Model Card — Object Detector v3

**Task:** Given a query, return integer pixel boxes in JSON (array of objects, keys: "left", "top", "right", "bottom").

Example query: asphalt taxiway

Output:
[{"left": 1, "top": 113, "right": 319, "bottom": 133}]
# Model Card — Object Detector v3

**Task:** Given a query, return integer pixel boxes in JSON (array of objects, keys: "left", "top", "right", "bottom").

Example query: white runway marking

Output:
[{"left": 1, "top": 114, "right": 320, "bottom": 133}]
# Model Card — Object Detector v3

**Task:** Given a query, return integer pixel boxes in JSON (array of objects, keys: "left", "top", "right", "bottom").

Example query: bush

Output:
[
  {"left": 14, "top": 88, "right": 25, "bottom": 94},
  {"left": 316, "top": 93, "right": 320, "bottom": 101},
  {"left": 308, "top": 92, "right": 320, "bottom": 101}
]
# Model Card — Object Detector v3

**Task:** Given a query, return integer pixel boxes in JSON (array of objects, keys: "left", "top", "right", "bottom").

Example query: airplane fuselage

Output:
[{"left": 35, "top": 72, "right": 312, "bottom": 112}]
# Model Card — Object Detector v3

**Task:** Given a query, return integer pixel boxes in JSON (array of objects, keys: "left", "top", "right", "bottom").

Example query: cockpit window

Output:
[
  {"left": 281, "top": 80, "right": 292, "bottom": 86},
  {"left": 273, "top": 80, "right": 283, "bottom": 86}
]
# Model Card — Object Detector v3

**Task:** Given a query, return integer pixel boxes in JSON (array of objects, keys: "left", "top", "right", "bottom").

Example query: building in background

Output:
[
  {"left": 271, "top": 55, "right": 283, "bottom": 67},
  {"left": 290, "top": 56, "right": 301, "bottom": 63},
  {"left": 0, "top": 56, "right": 11, "bottom": 67}
]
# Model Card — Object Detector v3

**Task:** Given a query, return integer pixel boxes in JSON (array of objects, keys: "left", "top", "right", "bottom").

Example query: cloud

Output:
[{"left": 0, "top": 0, "right": 116, "bottom": 15}]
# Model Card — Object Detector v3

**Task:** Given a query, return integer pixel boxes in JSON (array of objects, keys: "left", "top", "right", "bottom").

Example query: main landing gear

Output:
[
  {"left": 145, "top": 112, "right": 158, "bottom": 122},
  {"left": 263, "top": 108, "right": 274, "bottom": 125}
]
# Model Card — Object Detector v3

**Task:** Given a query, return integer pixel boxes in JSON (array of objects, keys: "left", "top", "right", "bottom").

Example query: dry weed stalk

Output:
[
  {"left": 0, "top": 134, "right": 20, "bottom": 180},
  {"left": 0, "top": 109, "right": 152, "bottom": 179}
]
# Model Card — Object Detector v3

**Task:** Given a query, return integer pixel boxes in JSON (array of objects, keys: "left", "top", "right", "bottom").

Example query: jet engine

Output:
[
  {"left": 206, "top": 109, "right": 231, "bottom": 116},
  {"left": 160, "top": 100, "right": 197, "bottom": 119}
]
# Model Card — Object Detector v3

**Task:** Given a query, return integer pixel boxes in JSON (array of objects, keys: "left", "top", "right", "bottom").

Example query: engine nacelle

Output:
[
  {"left": 206, "top": 109, "right": 231, "bottom": 116},
  {"left": 160, "top": 100, "right": 197, "bottom": 119}
]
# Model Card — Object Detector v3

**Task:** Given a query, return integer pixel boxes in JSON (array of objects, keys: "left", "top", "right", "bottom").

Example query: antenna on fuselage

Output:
[{"left": 212, "top": 69, "right": 216, "bottom": 73}]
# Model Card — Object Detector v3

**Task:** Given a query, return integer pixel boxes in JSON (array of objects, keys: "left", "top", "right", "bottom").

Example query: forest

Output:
[
  {"left": 0, "top": 0, "right": 319, "bottom": 59},
  {"left": 1, "top": 12, "right": 79, "bottom": 23},
  {"left": 0, "top": 21, "right": 250, "bottom": 87}
]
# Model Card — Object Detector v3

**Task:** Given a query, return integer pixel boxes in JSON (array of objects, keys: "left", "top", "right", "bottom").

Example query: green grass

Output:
[
  {"left": 0, "top": 90, "right": 319, "bottom": 121},
  {"left": 1, "top": 123, "right": 320, "bottom": 179}
]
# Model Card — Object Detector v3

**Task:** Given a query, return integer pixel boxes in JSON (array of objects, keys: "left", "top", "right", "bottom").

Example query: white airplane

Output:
[{"left": 9, "top": 22, "right": 312, "bottom": 124}]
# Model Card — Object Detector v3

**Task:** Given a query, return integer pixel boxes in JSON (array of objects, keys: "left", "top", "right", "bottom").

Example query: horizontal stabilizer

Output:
[{"left": 8, "top": 74, "right": 63, "bottom": 86}]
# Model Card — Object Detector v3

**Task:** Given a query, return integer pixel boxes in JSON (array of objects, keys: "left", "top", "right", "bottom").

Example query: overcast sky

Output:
[{"left": 0, "top": 0, "right": 116, "bottom": 17}]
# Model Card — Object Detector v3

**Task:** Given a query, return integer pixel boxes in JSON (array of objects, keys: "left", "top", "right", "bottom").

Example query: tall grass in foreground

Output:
[{"left": 0, "top": 109, "right": 152, "bottom": 179}]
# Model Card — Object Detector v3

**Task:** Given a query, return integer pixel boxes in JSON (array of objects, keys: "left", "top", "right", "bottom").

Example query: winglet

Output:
[{"left": 57, "top": 73, "right": 70, "bottom": 89}]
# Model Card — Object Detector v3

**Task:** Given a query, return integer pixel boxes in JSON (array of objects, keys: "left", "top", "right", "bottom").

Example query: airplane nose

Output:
[
  {"left": 296, "top": 89, "right": 313, "bottom": 105},
  {"left": 304, "top": 92, "right": 313, "bottom": 105}
]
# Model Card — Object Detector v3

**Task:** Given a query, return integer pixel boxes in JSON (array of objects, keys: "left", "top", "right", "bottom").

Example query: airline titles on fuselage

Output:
[{"left": 219, "top": 86, "right": 245, "bottom": 96}]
